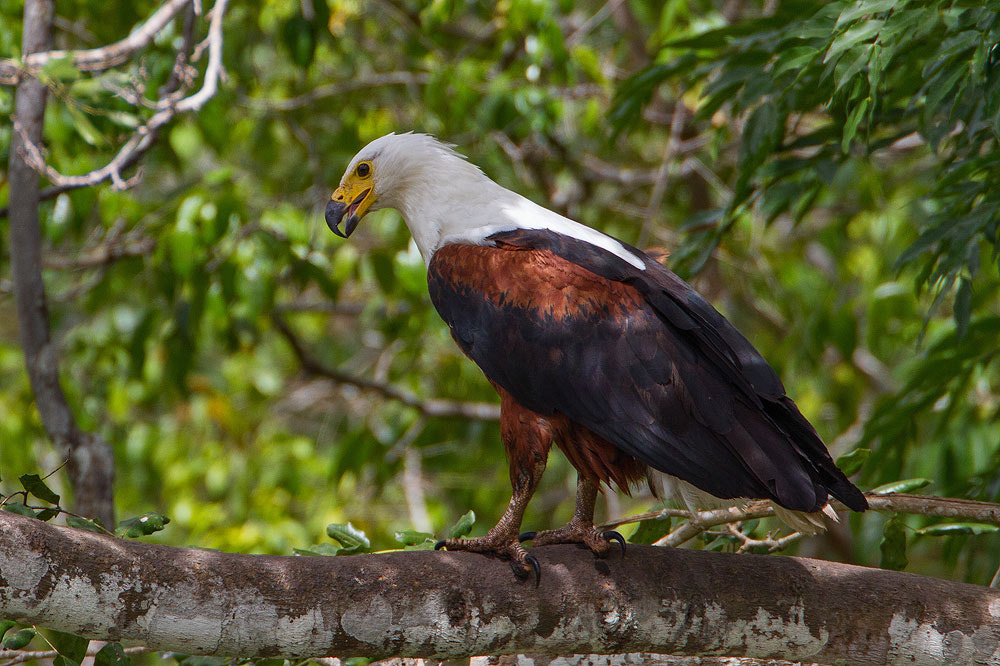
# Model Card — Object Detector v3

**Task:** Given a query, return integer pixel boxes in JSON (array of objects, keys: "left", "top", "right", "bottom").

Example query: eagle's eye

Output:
[{"left": 356, "top": 162, "right": 371, "bottom": 178}]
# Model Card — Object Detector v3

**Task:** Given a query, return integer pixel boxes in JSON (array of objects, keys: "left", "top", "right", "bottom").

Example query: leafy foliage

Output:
[
  {"left": 611, "top": 0, "right": 1000, "bottom": 581},
  {"left": 1, "top": 0, "right": 999, "bottom": 607}
]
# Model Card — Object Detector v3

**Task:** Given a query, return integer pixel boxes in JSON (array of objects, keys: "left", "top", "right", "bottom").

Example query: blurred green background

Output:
[{"left": 2, "top": 0, "right": 999, "bottom": 590}]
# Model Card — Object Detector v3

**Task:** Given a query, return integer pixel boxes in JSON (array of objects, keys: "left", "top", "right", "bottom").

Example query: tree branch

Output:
[
  {"left": 599, "top": 493, "right": 1000, "bottom": 550},
  {"left": 0, "top": 0, "right": 193, "bottom": 85},
  {"left": 243, "top": 72, "right": 431, "bottom": 112},
  {"left": 273, "top": 313, "right": 500, "bottom": 421},
  {"left": 0, "top": 646, "right": 152, "bottom": 666},
  {"left": 1, "top": 511, "right": 999, "bottom": 664},
  {"left": 43, "top": 234, "right": 156, "bottom": 270},
  {"left": 7, "top": 0, "right": 115, "bottom": 527},
  {"left": 11, "top": 0, "right": 228, "bottom": 193}
]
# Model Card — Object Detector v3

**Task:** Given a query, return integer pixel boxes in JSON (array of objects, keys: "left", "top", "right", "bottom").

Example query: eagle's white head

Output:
[{"left": 326, "top": 132, "right": 645, "bottom": 269}]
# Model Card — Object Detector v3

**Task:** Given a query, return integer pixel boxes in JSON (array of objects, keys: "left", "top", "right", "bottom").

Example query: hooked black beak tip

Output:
[{"left": 326, "top": 199, "right": 349, "bottom": 238}]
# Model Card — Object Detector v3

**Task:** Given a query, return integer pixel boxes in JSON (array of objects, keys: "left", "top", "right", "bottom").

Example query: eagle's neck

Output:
[{"left": 392, "top": 158, "right": 645, "bottom": 271}]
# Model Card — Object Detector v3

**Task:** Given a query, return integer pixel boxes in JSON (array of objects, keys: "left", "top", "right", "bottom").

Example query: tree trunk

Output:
[
  {"left": 7, "top": 0, "right": 115, "bottom": 528},
  {"left": 1, "top": 512, "right": 998, "bottom": 664}
]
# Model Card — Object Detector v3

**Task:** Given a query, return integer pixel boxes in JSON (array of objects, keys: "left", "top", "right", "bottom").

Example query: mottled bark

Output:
[
  {"left": 1, "top": 512, "right": 998, "bottom": 664},
  {"left": 7, "top": 0, "right": 116, "bottom": 527}
]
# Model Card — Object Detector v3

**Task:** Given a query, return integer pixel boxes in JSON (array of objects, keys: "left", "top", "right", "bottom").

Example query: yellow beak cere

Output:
[{"left": 326, "top": 180, "right": 374, "bottom": 238}]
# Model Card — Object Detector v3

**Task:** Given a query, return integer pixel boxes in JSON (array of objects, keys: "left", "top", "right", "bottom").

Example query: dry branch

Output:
[
  {"left": 1, "top": 511, "right": 999, "bottom": 664},
  {"left": 11, "top": 0, "right": 228, "bottom": 193},
  {"left": 599, "top": 493, "right": 1000, "bottom": 550},
  {"left": 244, "top": 72, "right": 431, "bottom": 112},
  {"left": 43, "top": 231, "right": 156, "bottom": 270},
  {"left": 0, "top": 0, "right": 193, "bottom": 85},
  {"left": 273, "top": 313, "right": 501, "bottom": 421}
]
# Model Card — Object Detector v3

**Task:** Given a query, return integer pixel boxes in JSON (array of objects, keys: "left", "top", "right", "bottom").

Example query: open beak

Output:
[{"left": 326, "top": 186, "right": 372, "bottom": 238}]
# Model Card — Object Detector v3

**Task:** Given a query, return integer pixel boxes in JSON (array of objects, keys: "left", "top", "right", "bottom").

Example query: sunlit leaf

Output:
[
  {"left": 916, "top": 523, "right": 1000, "bottom": 537},
  {"left": 448, "top": 510, "right": 476, "bottom": 539},
  {"left": 326, "top": 522, "right": 370, "bottom": 553},
  {"left": 0, "top": 621, "right": 18, "bottom": 644},
  {"left": 293, "top": 543, "right": 343, "bottom": 556},
  {"left": 3, "top": 628, "right": 36, "bottom": 650},
  {"left": 870, "top": 478, "right": 932, "bottom": 495},
  {"left": 394, "top": 529, "right": 435, "bottom": 546},
  {"left": 116, "top": 512, "right": 170, "bottom": 538}
]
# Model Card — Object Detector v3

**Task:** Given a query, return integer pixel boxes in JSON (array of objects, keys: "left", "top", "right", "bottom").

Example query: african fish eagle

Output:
[{"left": 325, "top": 132, "right": 868, "bottom": 581}]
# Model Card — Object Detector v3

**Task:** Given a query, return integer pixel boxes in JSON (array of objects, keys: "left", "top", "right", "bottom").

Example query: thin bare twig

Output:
[
  {"left": 272, "top": 313, "right": 501, "bottom": 421},
  {"left": 566, "top": 0, "right": 627, "bottom": 47},
  {"left": 0, "top": 646, "right": 153, "bottom": 666},
  {"left": 726, "top": 523, "right": 807, "bottom": 554},
  {"left": 0, "top": 183, "right": 76, "bottom": 219},
  {"left": 244, "top": 72, "right": 431, "bottom": 112},
  {"left": 276, "top": 300, "right": 369, "bottom": 316},
  {"left": 639, "top": 103, "right": 688, "bottom": 247},
  {"left": 599, "top": 493, "right": 1000, "bottom": 549},
  {"left": 44, "top": 235, "right": 156, "bottom": 270},
  {"left": 0, "top": 0, "right": 193, "bottom": 85},
  {"left": 12, "top": 0, "right": 228, "bottom": 192}
]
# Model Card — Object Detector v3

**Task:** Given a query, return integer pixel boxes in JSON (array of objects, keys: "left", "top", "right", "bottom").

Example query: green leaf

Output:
[
  {"left": 116, "top": 512, "right": 170, "bottom": 538},
  {"left": 836, "top": 447, "right": 870, "bottom": 476},
  {"left": 66, "top": 105, "right": 107, "bottom": 147},
  {"left": 629, "top": 516, "right": 672, "bottom": 545},
  {"left": 870, "top": 478, "right": 932, "bottom": 495},
  {"left": 293, "top": 543, "right": 343, "bottom": 556},
  {"left": 53, "top": 656, "right": 81, "bottom": 666},
  {"left": 3, "top": 503, "right": 37, "bottom": 518},
  {"left": 955, "top": 278, "right": 972, "bottom": 340},
  {"left": 35, "top": 508, "right": 60, "bottom": 521},
  {"left": 0, "top": 621, "right": 18, "bottom": 643},
  {"left": 66, "top": 515, "right": 106, "bottom": 534},
  {"left": 94, "top": 643, "right": 130, "bottom": 666},
  {"left": 879, "top": 514, "right": 908, "bottom": 571},
  {"left": 40, "top": 55, "right": 79, "bottom": 82},
  {"left": 394, "top": 529, "right": 435, "bottom": 546},
  {"left": 325, "top": 522, "right": 370, "bottom": 553},
  {"left": 175, "top": 657, "right": 229, "bottom": 666},
  {"left": 448, "top": 510, "right": 476, "bottom": 539},
  {"left": 835, "top": 0, "right": 897, "bottom": 29},
  {"left": 916, "top": 523, "right": 1000, "bottom": 536},
  {"left": 19, "top": 473, "right": 60, "bottom": 504},
  {"left": 842, "top": 97, "right": 869, "bottom": 152},
  {"left": 253, "top": 660, "right": 288, "bottom": 666},
  {"left": 735, "top": 101, "right": 781, "bottom": 205},
  {"left": 46, "top": 630, "right": 88, "bottom": 663},
  {"left": 825, "top": 19, "right": 884, "bottom": 64},
  {"left": 3, "top": 628, "right": 36, "bottom": 650}
]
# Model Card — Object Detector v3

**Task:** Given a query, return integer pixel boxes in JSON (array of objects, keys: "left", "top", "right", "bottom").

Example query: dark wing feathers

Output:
[{"left": 428, "top": 229, "right": 867, "bottom": 513}]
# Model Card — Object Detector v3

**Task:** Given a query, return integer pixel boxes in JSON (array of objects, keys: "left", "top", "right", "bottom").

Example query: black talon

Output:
[
  {"left": 525, "top": 553, "right": 541, "bottom": 587},
  {"left": 602, "top": 530, "right": 627, "bottom": 557},
  {"left": 518, "top": 530, "right": 537, "bottom": 543},
  {"left": 434, "top": 540, "right": 447, "bottom": 551}
]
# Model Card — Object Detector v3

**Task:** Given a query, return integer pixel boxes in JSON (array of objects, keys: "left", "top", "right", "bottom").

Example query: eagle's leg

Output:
[
  {"left": 435, "top": 386, "right": 551, "bottom": 583},
  {"left": 434, "top": 457, "right": 546, "bottom": 582},
  {"left": 519, "top": 474, "right": 626, "bottom": 557}
]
